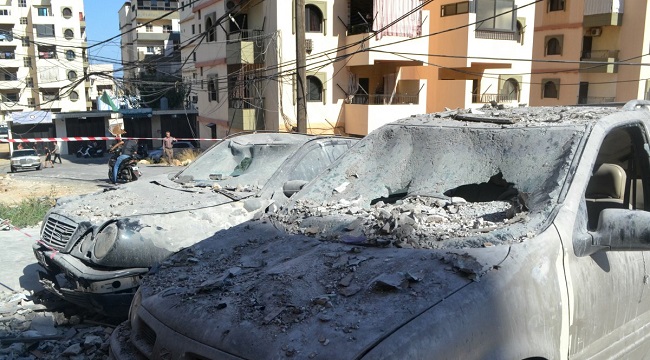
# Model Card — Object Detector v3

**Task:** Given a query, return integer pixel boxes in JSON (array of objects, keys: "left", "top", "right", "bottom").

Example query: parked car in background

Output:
[
  {"left": 147, "top": 141, "right": 196, "bottom": 163},
  {"left": 33, "top": 133, "right": 357, "bottom": 316},
  {"left": 10, "top": 149, "right": 41, "bottom": 172},
  {"left": 113, "top": 101, "right": 650, "bottom": 359}
]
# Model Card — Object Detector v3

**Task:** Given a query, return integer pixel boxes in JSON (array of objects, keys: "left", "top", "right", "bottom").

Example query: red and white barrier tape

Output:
[{"left": 0, "top": 136, "right": 221, "bottom": 143}]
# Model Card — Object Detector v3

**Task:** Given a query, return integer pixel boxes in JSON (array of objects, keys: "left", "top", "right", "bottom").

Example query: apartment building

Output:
[
  {"left": 0, "top": 0, "right": 89, "bottom": 125},
  {"left": 180, "top": 0, "right": 430, "bottom": 142},
  {"left": 529, "top": 0, "right": 641, "bottom": 105},
  {"left": 118, "top": 0, "right": 181, "bottom": 100},
  {"left": 88, "top": 63, "right": 117, "bottom": 110},
  {"left": 422, "top": 0, "right": 535, "bottom": 112}
]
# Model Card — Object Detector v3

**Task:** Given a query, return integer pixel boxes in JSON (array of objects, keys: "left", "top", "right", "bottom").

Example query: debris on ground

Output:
[{"left": 0, "top": 290, "right": 119, "bottom": 359}]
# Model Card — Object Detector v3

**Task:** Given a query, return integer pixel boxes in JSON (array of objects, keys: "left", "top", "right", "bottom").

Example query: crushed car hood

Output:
[
  {"left": 139, "top": 221, "right": 509, "bottom": 359},
  {"left": 52, "top": 175, "right": 251, "bottom": 224}
]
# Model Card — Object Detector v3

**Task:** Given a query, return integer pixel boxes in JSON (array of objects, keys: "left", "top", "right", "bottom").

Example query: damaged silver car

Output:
[
  {"left": 112, "top": 101, "right": 650, "bottom": 359},
  {"left": 32, "top": 133, "right": 357, "bottom": 316}
]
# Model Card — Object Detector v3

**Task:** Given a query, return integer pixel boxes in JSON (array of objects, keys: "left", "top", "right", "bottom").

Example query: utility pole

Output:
[{"left": 295, "top": 0, "right": 307, "bottom": 133}]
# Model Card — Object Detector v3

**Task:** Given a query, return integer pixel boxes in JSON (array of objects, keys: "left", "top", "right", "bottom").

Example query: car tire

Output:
[
  {"left": 36, "top": 164, "right": 41, "bottom": 170},
  {"left": 10, "top": 166, "right": 15, "bottom": 173}
]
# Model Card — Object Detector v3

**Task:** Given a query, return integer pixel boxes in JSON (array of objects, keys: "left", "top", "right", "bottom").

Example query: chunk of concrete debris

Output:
[{"left": 371, "top": 273, "right": 409, "bottom": 291}]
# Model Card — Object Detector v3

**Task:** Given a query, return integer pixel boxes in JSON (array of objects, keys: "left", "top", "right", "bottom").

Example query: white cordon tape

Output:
[{"left": 0, "top": 137, "right": 221, "bottom": 143}]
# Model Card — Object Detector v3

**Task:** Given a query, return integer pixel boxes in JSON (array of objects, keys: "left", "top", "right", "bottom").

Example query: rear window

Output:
[{"left": 12, "top": 149, "right": 37, "bottom": 157}]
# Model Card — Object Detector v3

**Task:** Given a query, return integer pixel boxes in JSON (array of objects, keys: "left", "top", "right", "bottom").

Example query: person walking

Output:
[
  {"left": 162, "top": 131, "right": 176, "bottom": 166},
  {"left": 44, "top": 147, "right": 53, "bottom": 168},
  {"left": 52, "top": 142, "right": 62, "bottom": 164}
]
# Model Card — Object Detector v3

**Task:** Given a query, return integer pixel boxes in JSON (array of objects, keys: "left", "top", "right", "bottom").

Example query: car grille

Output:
[
  {"left": 41, "top": 214, "right": 78, "bottom": 251},
  {"left": 20, "top": 159, "right": 27, "bottom": 164},
  {"left": 138, "top": 320, "right": 157, "bottom": 348}
]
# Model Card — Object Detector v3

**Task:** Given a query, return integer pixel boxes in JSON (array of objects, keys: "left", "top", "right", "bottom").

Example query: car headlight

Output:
[
  {"left": 93, "top": 222, "right": 119, "bottom": 259},
  {"left": 129, "top": 287, "right": 143, "bottom": 328},
  {"left": 76, "top": 231, "right": 94, "bottom": 258}
]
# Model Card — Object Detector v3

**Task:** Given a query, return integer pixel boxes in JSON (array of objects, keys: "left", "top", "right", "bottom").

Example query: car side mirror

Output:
[
  {"left": 575, "top": 208, "right": 650, "bottom": 257},
  {"left": 282, "top": 180, "right": 308, "bottom": 198}
]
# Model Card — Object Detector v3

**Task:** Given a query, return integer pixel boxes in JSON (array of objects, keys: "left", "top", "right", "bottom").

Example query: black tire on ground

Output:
[
  {"left": 10, "top": 166, "right": 15, "bottom": 173},
  {"left": 36, "top": 164, "right": 41, "bottom": 170}
]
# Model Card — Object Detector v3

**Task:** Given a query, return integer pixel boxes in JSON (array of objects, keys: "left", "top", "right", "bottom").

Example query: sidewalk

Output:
[{"left": 0, "top": 225, "right": 43, "bottom": 293}]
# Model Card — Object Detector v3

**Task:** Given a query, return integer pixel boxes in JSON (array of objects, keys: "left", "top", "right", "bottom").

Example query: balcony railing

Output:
[
  {"left": 577, "top": 96, "right": 616, "bottom": 105},
  {"left": 472, "top": 93, "right": 519, "bottom": 103},
  {"left": 136, "top": 0, "right": 177, "bottom": 11},
  {"left": 226, "top": 29, "right": 265, "bottom": 43},
  {"left": 474, "top": 30, "right": 520, "bottom": 41},
  {"left": 229, "top": 97, "right": 263, "bottom": 109},
  {"left": 580, "top": 50, "right": 619, "bottom": 60},
  {"left": 0, "top": 51, "right": 14, "bottom": 59},
  {"left": 351, "top": 94, "right": 419, "bottom": 105}
]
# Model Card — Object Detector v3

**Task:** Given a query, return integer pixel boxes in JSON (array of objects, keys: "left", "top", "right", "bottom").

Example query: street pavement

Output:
[{"left": 0, "top": 155, "right": 184, "bottom": 295}]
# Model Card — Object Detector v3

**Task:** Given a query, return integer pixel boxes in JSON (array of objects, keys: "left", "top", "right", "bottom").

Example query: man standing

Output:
[
  {"left": 162, "top": 131, "right": 176, "bottom": 165},
  {"left": 52, "top": 142, "right": 62, "bottom": 164}
]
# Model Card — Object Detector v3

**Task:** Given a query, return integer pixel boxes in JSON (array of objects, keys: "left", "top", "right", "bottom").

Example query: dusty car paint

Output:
[
  {"left": 10, "top": 149, "right": 41, "bottom": 172},
  {"left": 32, "top": 133, "right": 357, "bottom": 316},
  {"left": 111, "top": 102, "right": 650, "bottom": 359}
]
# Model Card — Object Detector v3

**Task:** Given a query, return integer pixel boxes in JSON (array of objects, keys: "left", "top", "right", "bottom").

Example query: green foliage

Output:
[{"left": 0, "top": 197, "right": 54, "bottom": 228}]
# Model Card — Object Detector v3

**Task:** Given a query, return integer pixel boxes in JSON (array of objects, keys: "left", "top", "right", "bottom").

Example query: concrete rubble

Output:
[
  {"left": 0, "top": 290, "right": 117, "bottom": 359},
  {"left": 270, "top": 195, "right": 531, "bottom": 249}
]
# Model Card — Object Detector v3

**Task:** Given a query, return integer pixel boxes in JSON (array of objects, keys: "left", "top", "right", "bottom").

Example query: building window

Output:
[
  {"left": 4, "top": 73, "right": 16, "bottom": 80},
  {"left": 306, "top": 75, "right": 323, "bottom": 101},
  {"left": 192, "top": 52, "right": 196, "bottom": 61},
  {"left": 163, "top": 25, "right": 172, "bottom": 33},
  {"left": 67, "top": 70, "right": 77, "bottom": 81},
  {"left": 542, "top": 79, "right": 560, "bottom": 99},
  {"left": 441, "top": 1, "right": 470, "bottom": 17},
  {"left": 35, "top": 24, "right": 55, "bottom": 37},
  {"left": 205, "top": 17, "right": 215, "bottom": 42},
  {"left": 22, "top": 36, "right": 29, "bottom": 47},
  {"left": 146, "top": 46, "right": 154, "bottom": 53},
  {"left": 20, "top": 17, "right": 27, "bottom": 24},
  {"left": 64, "top": 29, "right": 74, "bottom": 40},
  {"left": 0, "top": 9, "right": 8, "bottom": 16},
  {"left": 23, "top": 56, "right": 31, "bottom": 67},
  {"left": 27, "top": 98, "right": 35, "bottom": 106},
  {"left": 26, "top": 77, "right": 33, "bottom": 87},
  {"left": 208, "top": 76, "right": 219, "bottom": 102},
  {"left": 37, "top": 7, "right": 49, "bottom": 16},
  {"left": 199, "top": 24, "right": 201, "bottom": 33},
  {"left": 191, "top": 24, "right": 195, "bottom": 34},
  {"left": 18, "top": 0, "right": 26, "bottom": 7},
  {"left": 305, "top": 5, "right": 323, "bottom": 33},
  {"left": 476, "top": 0, "right": 515, "bottom": 31},
  {"left": 65, "top": 50, "right": 75, "bottom": 60},
  {"left": 500, "top": 78, "right": 519, "bottom": 100},
  {"left": 62, "top": 8, "right": 72, "bottom": 18},
  {"left": 70, "top": 91, "right": 79, "bottom": 102},
  {"left": 545, "top": 36, "right": 562, "bottom": 55},
  {"left": 549, "top": 0, "right": 565, "bottom": 11},
  {"left": 145, "top": 24, "right": 153, "bottom": 32}
]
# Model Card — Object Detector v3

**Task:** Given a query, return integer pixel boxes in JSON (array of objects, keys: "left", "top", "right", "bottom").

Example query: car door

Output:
[{"left": 563, "top": 121, "right": 650, "bottom": 359}]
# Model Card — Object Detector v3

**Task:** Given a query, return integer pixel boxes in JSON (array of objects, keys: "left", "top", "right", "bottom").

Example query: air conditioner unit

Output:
[
  {"left": 589, "top": 27, "right": 602, "bottom": 37},
  {"left": 305, "top": 39, "right": 313, "bottom": 54}
]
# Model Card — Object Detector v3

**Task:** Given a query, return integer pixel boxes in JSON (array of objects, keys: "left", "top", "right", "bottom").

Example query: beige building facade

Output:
[
  {"left": 422, "top": 0, "right": 535, "bottom": 112},
  {"left": 180, "top": 0, "right": 430, "bottom": 143},
  {"left": 530, "top": 0, "right": 644, "bottom": 105},
  {"left": 0, "top": 0, "right": 90, "bottom": 122}
]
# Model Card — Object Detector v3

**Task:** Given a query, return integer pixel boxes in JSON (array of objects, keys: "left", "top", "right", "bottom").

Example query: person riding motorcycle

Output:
[{"left": 109, "top": 132, "right": 138, "bottom": 183}]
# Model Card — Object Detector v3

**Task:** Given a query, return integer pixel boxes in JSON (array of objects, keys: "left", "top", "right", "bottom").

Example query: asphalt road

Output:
[{"left": 0, "top": 155, "right": 183, "bottom": 294}]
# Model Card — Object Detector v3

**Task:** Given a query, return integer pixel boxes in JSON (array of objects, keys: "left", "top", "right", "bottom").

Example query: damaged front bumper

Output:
[{"left": 33, "top": 244, "right": 149, "bottom": 317}]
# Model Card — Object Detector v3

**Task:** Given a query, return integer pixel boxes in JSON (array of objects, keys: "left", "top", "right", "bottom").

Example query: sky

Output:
[{"left": 84, "top": 1, "right": 124, "bottom": 72}]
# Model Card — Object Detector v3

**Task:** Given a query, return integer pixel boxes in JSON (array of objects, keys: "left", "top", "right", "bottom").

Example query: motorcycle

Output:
[
  {"left": 108, "top": 150, "right": 142, "bottom": 184},
  {"left": 76, "top": 143, "right": 104, "bottom": 158}
]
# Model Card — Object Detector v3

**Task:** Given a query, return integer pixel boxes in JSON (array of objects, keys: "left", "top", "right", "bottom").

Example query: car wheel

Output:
[
  {"left": 36, "top": 164, "right": 41, "bottom": 170},
  {"left": 76, "top": 152, "right": 81, "bottom": 158},
  {"left": 10, "top": 166, "right": 15, "bottom": 173}
]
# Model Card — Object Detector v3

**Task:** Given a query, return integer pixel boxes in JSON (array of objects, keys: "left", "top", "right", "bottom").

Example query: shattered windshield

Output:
[
  {"left": 177, "top": 134, "right": 308, "bottom": 190},
  {"left": 280, "top": 122, "right": 585, "bottom": 249}
]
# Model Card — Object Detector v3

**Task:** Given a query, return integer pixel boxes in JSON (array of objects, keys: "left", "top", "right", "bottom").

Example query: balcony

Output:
[
  {"left": 0, "top": 10, "right": 12, "bottom": 25},
  {"left": 577, "top": 96, "right": 616, "bottom": 105},
  {"left": 137, "top": 0, "right": 178, "bottom": 11},
  {"left": 472, "top": 93, "right": 519, "bottom": 104},
  {"left": 584, "top": 0, "right": 623, "bottom": 27},
  {"left": 344, "top": 92, "right": 426, "bottom": 136},
  {"left": 228, "top": 97, "right": 264, "bottom": 131},
  {"left": 226, "top": 30, "right": 265, "bottom": 65},
  {"left": 135, "top": 31, "right": 173, "bottom": 42},
  {"left": 580, "top": 50, "right": 619, "bottom": 73}
]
